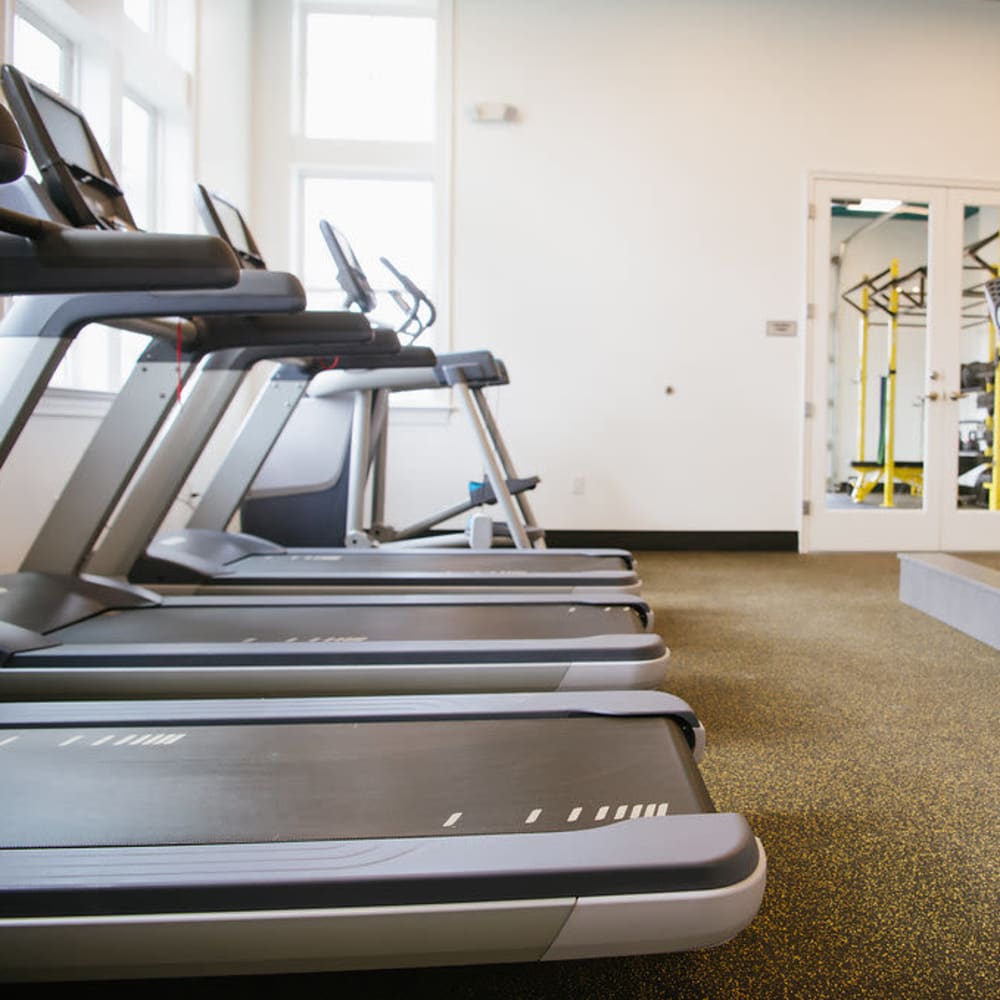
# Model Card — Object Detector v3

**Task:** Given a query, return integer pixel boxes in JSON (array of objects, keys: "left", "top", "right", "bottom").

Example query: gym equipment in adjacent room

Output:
[
  {"left": 842, "top": 259, "right": 925, "bottom": 505},
  {"left": 975, "top": 277, "right": 1000, "bottom": 509}
]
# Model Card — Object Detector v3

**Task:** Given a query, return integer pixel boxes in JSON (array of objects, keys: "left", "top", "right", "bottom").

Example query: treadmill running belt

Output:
[
  {"left": 48, "top": 601, "right": 644, "bottom": 644},
  {"left": 1, "top": 717, "right": 712, "bottom": 846},
  {"left": 226, "top": 551, "right": 631, "bottom": 574}
]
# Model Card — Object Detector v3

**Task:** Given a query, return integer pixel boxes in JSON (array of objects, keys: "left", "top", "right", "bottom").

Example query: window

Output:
[
  {"left": 123, "top": 0, "right": 154, "bottom": 34},
  {"left": 124, "top": 0, "right": 194, "bottom": 73},
  {"left": 11, "top": 8, "right": 69, "bottom": 93},
  {"left": 302, "top": 11, "right": 436, "bottom": 142},
  {"left": 300, "top": 175, "right": 434, "bottom": 324},
  {"left": 7, "top": 0, "right": 196, "bottom": 394},
  {"left": 10, "top": 5, "right": 89, "bottom": 391},
  {"left": 10, "top": 7, "right": 72, "bottom": 185},
  {"left": 120, "top": 93, "right": 157, "bottom": 231},
  {"left": 293, "top": 1, "right": 444, "bottom": 346}
]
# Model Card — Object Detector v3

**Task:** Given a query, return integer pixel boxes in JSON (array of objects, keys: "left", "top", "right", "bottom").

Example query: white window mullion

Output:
[{"left": 293, "top": 1, "right": 442, "bottom": 346}]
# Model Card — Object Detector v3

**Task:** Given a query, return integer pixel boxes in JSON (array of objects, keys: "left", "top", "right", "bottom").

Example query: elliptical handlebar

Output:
[
  {"left": 318, "top": 216, "right": 436, "bottom": 340},
  {"left": 379, "top": 254, "right": 437, "bottom": 340}
]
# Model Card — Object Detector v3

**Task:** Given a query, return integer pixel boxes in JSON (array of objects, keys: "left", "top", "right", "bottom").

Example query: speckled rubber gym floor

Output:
[{"left": 55, "top": 552, "right": 1000, "bottom": 999}]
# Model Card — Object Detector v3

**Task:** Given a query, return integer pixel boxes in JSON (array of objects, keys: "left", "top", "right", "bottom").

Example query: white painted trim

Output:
[
  {"left": 34, "top": 387, "right": 113, "bottom": 419},
  {"left": 802, "top": 171, "right": 1000, "bottom": 551}
]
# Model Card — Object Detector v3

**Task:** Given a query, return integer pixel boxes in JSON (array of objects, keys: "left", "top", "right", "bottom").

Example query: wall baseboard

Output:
[{"left": 545, "top": 530, "right": 799, "bottom": 552}]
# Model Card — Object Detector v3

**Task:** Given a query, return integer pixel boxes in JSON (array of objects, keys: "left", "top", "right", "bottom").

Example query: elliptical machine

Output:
[{"left": 240, "top": 218, "right": 544, "bottom": 550}]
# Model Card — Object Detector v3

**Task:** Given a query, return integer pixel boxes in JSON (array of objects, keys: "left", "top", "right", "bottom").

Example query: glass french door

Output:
[
  {"left": 803, "top": 177, "right": 1000, "bottom": 552},
  {"left": 940, "top": 187, "right": 1000, "bottom": 549}
]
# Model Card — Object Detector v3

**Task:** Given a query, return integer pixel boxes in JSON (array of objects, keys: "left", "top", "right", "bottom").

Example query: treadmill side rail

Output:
[
  {"left": 542, "top": 840, "right": 767, "bottom": 960},
  {"left": 2, "top": 636, "right": 671, "bottom": 703},
  {"left": 0, "top": 846, "right": 766, "bottom": 981},
  {"left": 0, "top": 899, "right": 574, "bottom": 981},
  {"left": 0, "top": 844, "right": 764, "bottom": 982}
]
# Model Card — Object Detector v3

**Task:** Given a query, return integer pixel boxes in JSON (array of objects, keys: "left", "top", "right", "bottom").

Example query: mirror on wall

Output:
[
  {"left": 825, "top": 198, "right": 931, "bottom": 511},
  {"left": 956, "top": 205, "right": 999, "bottom": 512}
]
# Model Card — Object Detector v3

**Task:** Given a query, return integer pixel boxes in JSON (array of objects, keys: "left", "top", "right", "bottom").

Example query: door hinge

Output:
[
  {"left": 804, "top": 401, "right": 815, "bottom": 418},
  {"left": 802, "top": 500, "right": 811, "bottom": 516},
  {"left": 806, "top": 303, "right": 816, "bottom": 320},
  {"left": 808, "top": 202, "right": 816, "bottom": 221}
]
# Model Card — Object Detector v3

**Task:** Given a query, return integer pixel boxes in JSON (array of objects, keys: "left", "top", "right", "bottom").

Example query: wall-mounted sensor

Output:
[{"left": 469, "top": 102, "right": 519, "bottom": 123}]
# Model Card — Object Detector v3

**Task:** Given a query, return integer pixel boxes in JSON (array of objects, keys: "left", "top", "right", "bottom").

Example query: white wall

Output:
[
  {"left": 376, "top": 0, "right": 1000, "bottom": 535},
  {"left": 194, "top": 0, "right": 252, "bottom": 212}
]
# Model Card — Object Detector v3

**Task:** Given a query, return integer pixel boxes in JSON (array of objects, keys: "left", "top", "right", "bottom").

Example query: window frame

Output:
[
  {"left": 120, "top": 87, "right": 160, "bottom": 231},
  {"left": 3, "top": 0, "right": 196, "bottom": 398},
  {"left": 122, "top": 0, "right": 155, "bottom": 36},
  {"left": 11, "top": 2, "right": 74, "bottom": 95},
  {"left": 288, "top": 0, "right": 453, "bottom": 359}
]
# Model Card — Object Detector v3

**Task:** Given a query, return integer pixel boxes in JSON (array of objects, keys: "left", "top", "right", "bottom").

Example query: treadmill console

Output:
[
  {"left": 320, "top": 219, "right": 436, "bottom": 337},
  {"left": 319, "top": 219, "right": 378, "bottom": 313},
  {"left": 195, "top": 183, "right": 267, "bottom": 270},
  {"left": 1, "top": 64, "right": 136, "bottom": 231}
]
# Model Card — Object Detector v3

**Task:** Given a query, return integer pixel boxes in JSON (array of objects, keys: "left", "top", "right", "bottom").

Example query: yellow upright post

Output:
[
  {"left": 857, "top": 282, "right": 870, "bottom": 462},
  {"left": 881, "top": 259, "right": 900, "bottom": 508},
  {"left": 990, "top": 259, "right": 999, "bottom": 510},
  {"left": 990, "top": 250, "right": 998, "bottom": 368}
]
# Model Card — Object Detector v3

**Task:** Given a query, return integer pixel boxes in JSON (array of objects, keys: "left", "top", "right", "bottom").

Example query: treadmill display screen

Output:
[
  {"left": 209, "top": 194, "right": 256, "bottom": 260},
  {"left": 321, "top": 219, "right": 377, "bottom": 312},
  {"left": 30, "top": 84, "right": 105, "bottom": 179}
]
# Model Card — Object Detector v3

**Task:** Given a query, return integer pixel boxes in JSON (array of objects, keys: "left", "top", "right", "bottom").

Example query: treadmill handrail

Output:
[
  {"left": 0, "top": 224, "right": 241, "bottom": 295},
  {"left": 0, "top": 270, "right": 307, "bottom": 343}
]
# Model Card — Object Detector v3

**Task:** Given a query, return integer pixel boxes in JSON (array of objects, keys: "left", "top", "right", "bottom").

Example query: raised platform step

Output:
[{"left": 898, "top": 553, "right": 1000, "bottom": 650}]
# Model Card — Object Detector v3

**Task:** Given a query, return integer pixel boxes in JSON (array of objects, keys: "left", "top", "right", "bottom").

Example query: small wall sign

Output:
[{"left": 766, "top": 320, "right": 798, "bottom": 337}]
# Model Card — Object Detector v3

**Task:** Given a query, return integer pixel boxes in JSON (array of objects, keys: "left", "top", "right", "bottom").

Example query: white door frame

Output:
[{"left": 802, "top": 173, "right": 1000, "bottom": 553}]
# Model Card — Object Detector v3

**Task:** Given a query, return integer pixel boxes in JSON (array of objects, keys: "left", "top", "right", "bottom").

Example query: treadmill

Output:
[
  {"left": 127, "top": 187, "right": 642, "bottom": 594},
  {"left": 0, "top": 100, "right": 765, "bottom": 982},
  {"left": 0, "top": 691, "right": 767, "bottom": 981},
  {"left": 0, "top": 68, "right": 668, "bottom": 699}
]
